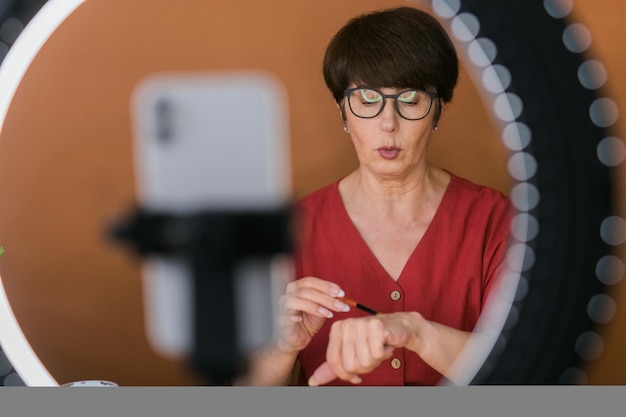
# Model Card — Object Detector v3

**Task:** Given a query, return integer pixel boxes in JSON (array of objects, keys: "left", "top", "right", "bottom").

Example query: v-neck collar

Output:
[{"left": 331, "top": 172, "right": 456, "bottom": 284}]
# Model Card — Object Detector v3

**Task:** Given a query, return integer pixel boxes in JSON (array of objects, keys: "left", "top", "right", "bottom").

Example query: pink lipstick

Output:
[{"left": 377, "top": 146, "right": 401, "bottom": 160}]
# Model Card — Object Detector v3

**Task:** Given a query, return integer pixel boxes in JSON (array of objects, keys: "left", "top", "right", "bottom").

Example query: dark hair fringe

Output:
[{"left": 323, "top": 7, "right": 459, "bottom": 104}]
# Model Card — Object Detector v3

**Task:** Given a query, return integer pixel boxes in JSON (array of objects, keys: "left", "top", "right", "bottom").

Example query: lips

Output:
[{"left": 376, "top": 146, "right": 401, "bottom": 160}]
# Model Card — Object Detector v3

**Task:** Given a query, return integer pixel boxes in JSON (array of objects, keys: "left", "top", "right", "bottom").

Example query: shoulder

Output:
[
  {"left": 446, "top": 172, "right": 510, "bottom": 209},
  {"left": 443, "top": 172, "right": 514, "bottom": 233},
  {"left": 448, "top": 172, "right": 507, "bottom": 198},
  {"left": 292, "top": 181, "right": 345, "bottom": 246},
  {"left": 296, "top": 181, "right": 340, "bottom": 212}
]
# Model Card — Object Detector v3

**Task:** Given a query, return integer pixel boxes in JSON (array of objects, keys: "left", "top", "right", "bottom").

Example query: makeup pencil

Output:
[{"left": 338, "top": 296, "right": 380, "bottom": 316}]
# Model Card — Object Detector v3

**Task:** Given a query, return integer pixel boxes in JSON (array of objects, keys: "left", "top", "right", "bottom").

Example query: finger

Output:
[
  {"left": 284, "top": 289, "right": 349, "bottom": 316},
  {"left": 281, "top": 293, "right": 338, "bottom": 319},
  {"left": 307, "top": 361, "right": 337, "bottom": 386},
  {"left": 366, "top": 319, "right": 388, "bottom": 362},
  {"left": 286, "top": 277, "right": 351, "bottom": 314},
  {"left": 283, "top": 286, "right": 351, "bottom": 315},
  {"left": 377, "top": 314, "right": 412, "bottom": 348},
  {"left": 341, "top": 321, "right": 360, "bottom": 374},
  {"left": 355, "top": 319, "right": 375, "bottom": 370},
  {"left": 287, "top": 276, "right": 346, "bottom": 298},
  {"left": 327, "top": 320, "right": 361, "bottom": 383}
]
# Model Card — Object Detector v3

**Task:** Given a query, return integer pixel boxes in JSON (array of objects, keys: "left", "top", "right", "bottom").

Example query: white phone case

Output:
[{"left": 130, "top": 71, "right": 291, "bottom": 359}]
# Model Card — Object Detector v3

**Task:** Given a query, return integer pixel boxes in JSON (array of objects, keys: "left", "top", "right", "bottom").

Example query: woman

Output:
[{"left": 238, "top": 6, "right": 512, "bottom": 386}]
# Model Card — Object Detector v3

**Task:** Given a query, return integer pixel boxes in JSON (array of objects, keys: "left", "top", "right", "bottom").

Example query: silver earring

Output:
[
  {"left": 432, "top": 125, "right": 439, "bottom": 132},
  {"left": 344, "top": 124, "right": 350, "bottom": 133}
]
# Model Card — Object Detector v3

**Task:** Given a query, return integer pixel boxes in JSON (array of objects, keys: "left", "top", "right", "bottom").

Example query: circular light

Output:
[
  {"left": 482, "top": 64, "right": 511, "bottom": 94},
  {"left": 0, "top": 42, "right": 8, "bottom": 62},
  {"left": 597, "top": 136, "right": 626, "bottom": 167},
  {"left": 600, "top": 216, "right": 626, "bottom": 246},
  {"left": 0, "top": 351, "right": 13, "bottom": 376},
  {"left": 589, "top": 98, "right": 619, "bottom": 128},
  {"left": 543, "top": 0, "right": 574, "bottom": 19},
  {"left": 575, "top": 331, "right": 604, "bottom": 361},
  {"left": 559, "top": 367, "right": 587, "bottom": 384},
  {"left": 490, "top": 334, "right": 507, "bottom": 357},
  {"left": 451, "top": 13, "right": 481, "bottom": 42},
  {"left": 521, "top": 247, "right": 536, "bottom": 272},
  {"left": 511, "top": 213, "right": 540, "bottom": 242},
  {"left": 501, "top": 305, "right": 519, "bottom": 331},
  {"left": 562, "top": 23, "right": 592, "bottom": 53},
  {"left": 507, "top": 152, "right": 538, "bottom": 181},
  {"left": 0, "top": 18, "right": 25, "bottom": 44},
  {"left": 502, "top": 122, "right": 532, "bottom": 151},
  {"left": 506, "top": 243, "right": 536, "bottom": 272},
  {"left": 2, "top": 373, "right": 25, "bottom": 386},
  {"left": 587, "top": 294, "right": 616, "bottom": 324},
  {"left": 513, "top": 276, "right": 529, "bottom": 302},
  {"left": 494, "top": 92, "right": 523, "bottom": 122},
  {"left": 468, "top": 38, "right": 497, "bottom": 67},
  {"left": 431, "top": 0, "right": 461, "bottom": 19},
  {"left": 505, "top": 243, "right": 527, "bottom": 273},
  {"left": 595, "top": 255, "right": 624, "bottom": 286},
  {"left": 497, "top": 271, "right": 524, "bottom": 303},
  {"left": 510, "top": 182, "right": 541, "bottom": 212},
  {"left": 578, "top": 60, "right": 608, "bottom": 90}
]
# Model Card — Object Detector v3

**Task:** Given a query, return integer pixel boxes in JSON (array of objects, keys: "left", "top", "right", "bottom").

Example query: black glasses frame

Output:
[{"left": 343, "top": 87, "right": 439, "bottom": 121}]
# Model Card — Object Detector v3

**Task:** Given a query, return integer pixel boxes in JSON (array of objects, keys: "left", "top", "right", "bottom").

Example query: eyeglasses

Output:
[{"left": 343, "top": 87, "right": 438, "bottom": 121}]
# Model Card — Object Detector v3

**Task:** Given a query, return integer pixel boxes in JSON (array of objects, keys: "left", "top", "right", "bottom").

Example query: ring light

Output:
[{"left": 0, "top": 0, "right": 621, "bottom": 385}]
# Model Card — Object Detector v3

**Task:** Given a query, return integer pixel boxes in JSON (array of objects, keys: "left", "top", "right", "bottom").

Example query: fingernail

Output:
[
  {"left": 334, "top": 300, "right": 350, "bottom": 312},
  {"left": 318, "top": 307, "right": 333, "bottom": 318},
  {"left": 308, "top": 376, "right": 319, "bottom": 387},
  {"left": 290, "top": 314, "right": 303, "bottom": 322},
  {"left": 329, "top": 287, "right": 345, "bottom": 297},
  {"left": 350, "top": 376, "right": 362, "bottom": 384}
]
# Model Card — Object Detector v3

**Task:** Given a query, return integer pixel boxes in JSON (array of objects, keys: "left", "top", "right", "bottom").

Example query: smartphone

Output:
[{"left": 130, "top": 71, "right": 291, "bottom": 361}]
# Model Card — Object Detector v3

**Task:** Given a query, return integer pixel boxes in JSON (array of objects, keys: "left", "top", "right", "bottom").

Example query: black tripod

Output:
[{"left": 109, "top": 205, "right": 292, "bottom": 385}]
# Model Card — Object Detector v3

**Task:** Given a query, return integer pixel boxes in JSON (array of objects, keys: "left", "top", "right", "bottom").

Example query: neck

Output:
[{"left": 339, "top": 165, "right": 450, "bottom": 220}]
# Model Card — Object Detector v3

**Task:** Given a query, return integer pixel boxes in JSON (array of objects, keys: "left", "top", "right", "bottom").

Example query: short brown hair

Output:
[{"left": 323, "top": 7, "right": 459, "bottom": 104}]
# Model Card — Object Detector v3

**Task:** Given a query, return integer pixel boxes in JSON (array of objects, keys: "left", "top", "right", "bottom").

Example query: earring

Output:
[
  {"left": 344, "top": 124, "right": 350, "bottom": 133},
  {"left": 432, "top": 125, "right": 439, "bottom": 132}
]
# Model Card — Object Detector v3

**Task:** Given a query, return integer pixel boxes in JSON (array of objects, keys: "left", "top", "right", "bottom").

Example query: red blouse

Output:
[{"left": 293, "top": 173, "right": 513, "bottom": 386}]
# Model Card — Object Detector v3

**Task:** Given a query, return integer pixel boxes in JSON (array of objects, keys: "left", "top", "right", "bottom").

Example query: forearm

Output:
[{"left": 232, "top": 343, "right": 299, "bottom": 386}]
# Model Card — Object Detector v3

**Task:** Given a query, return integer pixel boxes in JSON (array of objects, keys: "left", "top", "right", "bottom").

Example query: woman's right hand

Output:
[{"left": 275, "top": 276, "right": 350, "bottom": 354}]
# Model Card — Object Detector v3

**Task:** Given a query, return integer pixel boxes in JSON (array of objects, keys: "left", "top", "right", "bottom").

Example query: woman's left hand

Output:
[{"left": 308, "top": 312, "right": 423, "bottom": 386}]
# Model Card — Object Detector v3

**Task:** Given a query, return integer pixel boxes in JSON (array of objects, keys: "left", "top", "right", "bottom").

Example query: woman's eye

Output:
[
  {"left": 359, "top": 89, "right": 382, "bottom": 103},
  {"left": 398, "top": 91, "right": 419, "bottom": 105}
]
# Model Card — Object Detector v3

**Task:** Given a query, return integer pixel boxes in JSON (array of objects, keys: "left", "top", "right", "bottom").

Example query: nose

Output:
[{"left": 380, "top": 97, "right": 400, "bottom": 131}]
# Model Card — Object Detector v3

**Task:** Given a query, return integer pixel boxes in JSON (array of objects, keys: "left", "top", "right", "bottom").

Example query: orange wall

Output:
[{"left": 0, "top": 0, "right": 623, "bottom": 385}]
